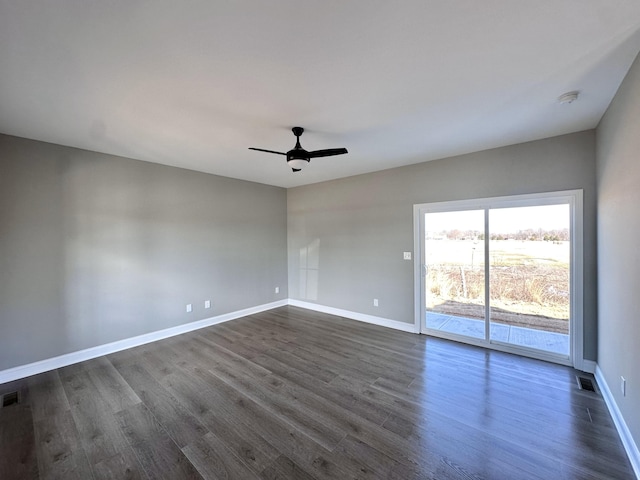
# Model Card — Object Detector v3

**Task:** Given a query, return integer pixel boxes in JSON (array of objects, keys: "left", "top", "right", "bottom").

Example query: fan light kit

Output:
[{"left": 249, "top": 127, "right": 348, "bottom": 172}]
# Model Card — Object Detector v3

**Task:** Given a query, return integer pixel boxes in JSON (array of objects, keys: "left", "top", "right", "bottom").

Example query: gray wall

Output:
[
  {"left": 0, "top": 134, "right": 288, "bottom": 371},
  {"left": 596, "top": 52, "right": 640, "bottom": 448},
  {"left": 288, "top": 131, "right": 597, "bottom": 360}
]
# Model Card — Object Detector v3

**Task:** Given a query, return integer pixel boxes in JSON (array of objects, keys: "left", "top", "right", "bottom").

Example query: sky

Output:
[{"left": 426, "top": 204, "right": 569, "bottom": 234}]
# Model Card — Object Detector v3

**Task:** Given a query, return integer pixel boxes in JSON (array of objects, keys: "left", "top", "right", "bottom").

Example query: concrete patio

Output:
[{"left": 426, "top": 311, "right": 569, "bottom": 356}]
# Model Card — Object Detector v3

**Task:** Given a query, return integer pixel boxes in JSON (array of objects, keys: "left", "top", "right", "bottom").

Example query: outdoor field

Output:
[{"left": 426, "top": 238, "right": 570, "bottom": 334}]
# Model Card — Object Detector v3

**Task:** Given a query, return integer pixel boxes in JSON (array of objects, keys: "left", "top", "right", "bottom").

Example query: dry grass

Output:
[
  {"left": 426, "top": 239, "right": 570, "bottom": 327},
  {"left": 427, "top": 265, "right": 569, "bottom": 318}
]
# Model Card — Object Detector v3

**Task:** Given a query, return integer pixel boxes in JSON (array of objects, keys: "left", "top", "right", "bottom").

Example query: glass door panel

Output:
[
  {"left": 424, "top": 210, "right": 486, "bottom": 340},
  {"left": 488, "top": 205, "right": 570, "bottom": 355}
]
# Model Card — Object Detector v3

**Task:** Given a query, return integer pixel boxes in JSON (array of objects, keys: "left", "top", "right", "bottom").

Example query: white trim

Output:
[
  {"left": 581, "top": 359, "right": 597, "bottom": 374},
  {"left": 2, "top": 299, "right": 635, "bottom": 478},
  {"left": 413, "top": 203, "right": 423, "bottom": 334},
  {"left": 0, "top": 300, "right": 288, "bottom": 385},
  {"left": 415, "top": 327, "right": 573, "bottom": 366},
  {"left": 288, "top": 299, "right": 419, "bottom": 334},
  {"left": 571, "top": 190, "right": 585, "bottom": 371},
  {"left": 595, "top": 365, "right": 640, "bottom": 479}
]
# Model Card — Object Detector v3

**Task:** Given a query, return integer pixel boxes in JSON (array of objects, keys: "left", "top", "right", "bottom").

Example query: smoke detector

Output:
[{"left": 558, "top": 91, "right": 580, "bottom": 104}]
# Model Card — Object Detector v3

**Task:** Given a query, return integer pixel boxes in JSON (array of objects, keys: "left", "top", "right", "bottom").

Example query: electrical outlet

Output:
[
  {"left": 186, "top": 304, "right": 192, "bottom": 313},
  {"left": 403, "top": 252, "right": 412, "bottom": 260},
  {"left": 373, "top": 298, "right": 379, "bottom": 307},
  {"left": 275, "top": 286, "right": 279, "bottom": 294},
  {"left": 204, "top": 300, "right": 211, "bottom": 309},
  {"left": 621, "top": 376, "right": 626, "bottom": 396}
]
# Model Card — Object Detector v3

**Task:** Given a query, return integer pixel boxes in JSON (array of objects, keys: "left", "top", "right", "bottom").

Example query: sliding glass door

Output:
[
  {"left": 488, "top": 205, "right": 570, "bottom": 355},
  {"left": 425, "top": 210, "right": 486, "bottom": 340},
  {"left": 415, "top": 191, "right": 582, "bottom": 365}
]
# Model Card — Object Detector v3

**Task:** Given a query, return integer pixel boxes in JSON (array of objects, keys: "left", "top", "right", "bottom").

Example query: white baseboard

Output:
[
  {"left": 0, "top": 300, "right": 288, "bottom": 385},
  {"left": 3, "top": 301, "right": 637, "bottom": 480},
  {"left": 288, "top": 299, "right": 419, "bottom": 334},
  {"left": 595, "top": 365, "right": 640, "bottom": 479}
]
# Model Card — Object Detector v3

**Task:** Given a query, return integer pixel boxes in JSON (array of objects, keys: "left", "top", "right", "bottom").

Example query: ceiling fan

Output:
[{"left": 249, "top": 127, "right": 348, "bottom": 172}]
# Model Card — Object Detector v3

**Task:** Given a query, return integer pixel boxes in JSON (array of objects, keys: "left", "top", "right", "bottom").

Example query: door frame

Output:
[{"left": 413, "top": 190, "right": 584, "bottom": 369}]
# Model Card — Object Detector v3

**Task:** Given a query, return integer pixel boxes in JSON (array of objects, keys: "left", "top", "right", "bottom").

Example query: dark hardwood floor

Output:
[{"left": 0, "top": 306, "right": 635, "bottom": 479}]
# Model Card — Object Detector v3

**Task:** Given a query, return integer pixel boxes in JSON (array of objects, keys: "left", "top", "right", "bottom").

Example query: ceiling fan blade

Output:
[
  {"left": 307, "top": 148, "right": 348, "bottom": 158},
  {"left": 292, "top": 168, "right": 301, "bottom": 172},
  {"left": 248, "top": 147, "right": 287, "bottom": 156}
]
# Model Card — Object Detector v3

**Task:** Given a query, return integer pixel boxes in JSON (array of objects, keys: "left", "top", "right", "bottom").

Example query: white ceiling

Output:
[{"left": 1, "top": 1, "right": 639, "bottom": 188}]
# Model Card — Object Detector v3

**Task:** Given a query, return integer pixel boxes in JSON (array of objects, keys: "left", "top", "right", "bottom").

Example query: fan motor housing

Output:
[{"left": 287, "top": 150, "right": 309, "bottom": 161}]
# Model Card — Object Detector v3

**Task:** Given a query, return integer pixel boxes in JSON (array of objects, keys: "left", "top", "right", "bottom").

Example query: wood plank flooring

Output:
[{"left": 0, "top": 306, "right": 635, "bottom": 479}]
